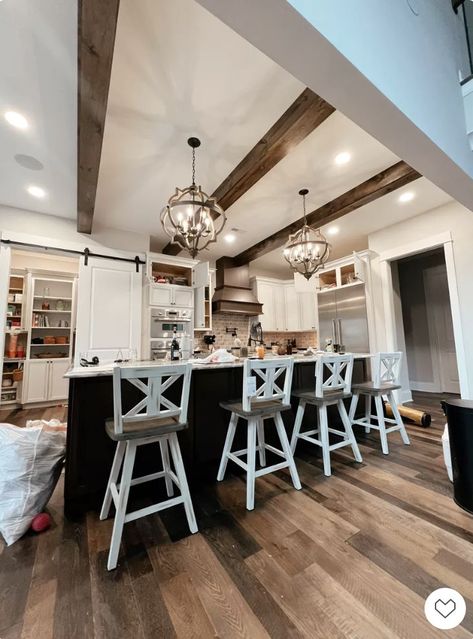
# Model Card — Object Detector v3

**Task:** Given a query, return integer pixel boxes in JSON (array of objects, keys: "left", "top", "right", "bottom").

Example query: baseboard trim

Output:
[{"left": 409, "top": 381, "right": 440, "bottom": 393}]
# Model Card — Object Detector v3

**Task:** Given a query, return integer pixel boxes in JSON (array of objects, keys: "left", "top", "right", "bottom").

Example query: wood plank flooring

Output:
[{"left": 1, "top": 393, "right": 472, "bottom": 638}]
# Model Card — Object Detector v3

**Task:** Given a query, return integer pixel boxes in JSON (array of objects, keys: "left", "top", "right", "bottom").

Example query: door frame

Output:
[{"left": 378, "top": 231, "right": 469, "bottom": 399}]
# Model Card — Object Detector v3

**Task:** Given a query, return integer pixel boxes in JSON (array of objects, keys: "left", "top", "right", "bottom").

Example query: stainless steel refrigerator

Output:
[{"left": 318, "top": 283, "right": 369, "bottom": 352}]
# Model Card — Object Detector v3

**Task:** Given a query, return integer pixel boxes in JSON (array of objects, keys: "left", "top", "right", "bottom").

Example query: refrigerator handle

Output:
[
  {"left": 337, "top": 319, "right": 343, "bottom": 349},
  {"left": 332, "top": 319, "right": 337, "bottom": 343}
]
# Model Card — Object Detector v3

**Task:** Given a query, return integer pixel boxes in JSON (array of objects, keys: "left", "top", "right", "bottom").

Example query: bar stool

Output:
[
  {"left": 217, "top": 357, "right": 301, "bottom": 510},
  {"left": 100, "top": 363, "right": 197, "bottom": 570},
  {"left": 348, "top": 351, "right": 410, "bottom": 454},
  {"left": 291, "top": 354, "right": 362, "bottom": 477}
]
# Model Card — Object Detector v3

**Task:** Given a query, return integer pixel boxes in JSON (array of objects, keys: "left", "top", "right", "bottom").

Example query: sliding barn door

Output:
[
  {"left": 75, "top": 256, "right": 142, "bottom": 365},
  {"left": 0, "top": 244, "right": 12, "bottom": 375}
]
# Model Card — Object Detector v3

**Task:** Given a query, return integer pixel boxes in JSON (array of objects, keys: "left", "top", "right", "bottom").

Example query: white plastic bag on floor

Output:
[
  {"left": 0, "top": 419, "right": 66, "bottom": 545},
  {"left": 442, "top": 423, "right": 453, "bottom": 483}
]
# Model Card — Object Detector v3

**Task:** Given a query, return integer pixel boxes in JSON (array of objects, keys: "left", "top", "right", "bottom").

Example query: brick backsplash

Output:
[{"left": 194, "top": 313, "right": 317, "bottom": 351}]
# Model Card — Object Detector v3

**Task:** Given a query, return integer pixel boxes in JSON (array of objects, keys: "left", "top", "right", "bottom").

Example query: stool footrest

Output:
[
  {"left": 125, "top": 495, "right": 185, "bottom": 523},
  {"left": 255, "top": 461, "right": 291, "bottom": 477}
]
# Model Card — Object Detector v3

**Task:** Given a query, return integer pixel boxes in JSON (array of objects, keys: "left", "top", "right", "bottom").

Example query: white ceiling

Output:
[
  {"left": 250, "top": 177, "right": 453, "bottom": 278},
  {"left": 95, "top": 0, "right": 453, "bottom": 274},
  {"left": 0, "top": 0, "right": 77, "bottom": 218},
  {"left": 94, "top": 0, "right": 304, "bottom": 234}
]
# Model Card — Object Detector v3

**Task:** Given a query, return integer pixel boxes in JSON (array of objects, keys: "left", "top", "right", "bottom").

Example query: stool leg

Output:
[
  {"left": 338, "top": 399, "right": 362, "bottom": 463},
  {"left": 168, "top": 432, "right": 198, "bottom": 534},
  {"left": 100, "top": 440, "right": 126, "bottom": 521},
  {"left": 364, "top": 395, "right": 371, "bottom": 433},
  {"left": 257, "top": 418, "right": 266, "bottom": 467},
  {"left": 107, "top": 441, "right": 136, "bottom": 571},
  {"left": 319, "top": 405, "right": 331, "bottom": 477},
  {"left": 275, "top": 412, "right": 301, "bottom": 490},
  {"left": 246, "top": 418, "right": 257, "bottom": 511},
  {"left": 388, "top": 392, "right": 410, "bottom": 445},
  {"left": 291, "top": 400, "right": 306, "bottom": 454},
  {"left": 348, "top": 392, "right": 359, "bottom": 422},
  {"left": 217, "top": 413, "right": 238, "bottom": 481},
  {"left": 159, "top": 438, "right": 174, "bottom": 497},
  {"left": 375, "top": 394, "right": 389, "bottom": 455}
]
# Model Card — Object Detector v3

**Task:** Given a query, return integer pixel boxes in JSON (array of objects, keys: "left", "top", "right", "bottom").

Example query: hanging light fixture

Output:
[
  {"left": 283, "top": 188, "right": 330, "bottom": 280},
  {"left": 161, "top": 137, "right": 226, "bottom": 258}
]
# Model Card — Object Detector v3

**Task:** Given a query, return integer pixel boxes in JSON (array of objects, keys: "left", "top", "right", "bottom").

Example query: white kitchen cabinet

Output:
[
  {"left": 23, "top": 359, "right": 69, "bottom": 403},
  {"left": 298, "top": 292, "right": 318, "bottom": 331},
  {"left": 255, "top": 281, "right": 276, "bottom": 331},
  {"left": 252, "top": 277, "right": 318, "bottom": 333},
  {"left": 23, "top": 360, "right": 49, "bottom": 403},
  {"left": 150, "top": 287, "right": 173, "bottom": 306},
  {"left": 48, "top": 360, "right": 70, "bottom": 401},
  {"left": 149, "top": 285, "right": 193, "bottom": 307},
  {"left": 194, "top": 268, "right": 214, "bottom": 331},
  {"left": 284, "top": 286, "right": 300, "bottom": 331}
]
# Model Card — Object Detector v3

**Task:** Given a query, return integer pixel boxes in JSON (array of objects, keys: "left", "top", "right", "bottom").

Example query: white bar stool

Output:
[
  {"left": 291, "top": 354, "right": 362, "bottom": 477},
  {"left": 100, "top": 363, "right": 197, "bottom": 570},
  {"left": 217, "top": 357, "right": 301, "bottom": 510},
  {"left": 349, "top": 351, "right": 410, "bottom": 454}
]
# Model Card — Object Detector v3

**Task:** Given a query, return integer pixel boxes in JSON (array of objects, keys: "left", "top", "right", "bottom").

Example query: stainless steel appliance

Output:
[
  {"left": 150, "top": 308, "right": 193, "bottom": 358},
  {"left": 318, "top": 283, "right": 369, "bottom": 352}
]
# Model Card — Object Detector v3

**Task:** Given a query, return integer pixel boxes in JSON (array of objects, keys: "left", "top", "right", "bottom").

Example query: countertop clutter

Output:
[{"left": 65, "top": 352, "right": 373, "bottom": 378}]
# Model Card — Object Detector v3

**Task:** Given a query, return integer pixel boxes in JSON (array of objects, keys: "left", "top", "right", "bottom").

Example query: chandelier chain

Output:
[{"left": 192, "top": 147, "right": 196, "bottom": 186}]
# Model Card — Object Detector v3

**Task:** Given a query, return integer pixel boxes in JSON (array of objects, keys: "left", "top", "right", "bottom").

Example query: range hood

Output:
[{"left": 212, "top": 257, "right": 263, "bottom": 315}]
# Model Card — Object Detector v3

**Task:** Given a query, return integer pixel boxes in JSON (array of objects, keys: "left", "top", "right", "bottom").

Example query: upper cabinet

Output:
[
  {"left": 147, "top": 256, "right": 210, "bottom": 310},
  {"left": 317, "top": 251, "right": 371, "bottom": 293},
  {"left": 251, "top": 277, "right": 317, "bottom": 333}
]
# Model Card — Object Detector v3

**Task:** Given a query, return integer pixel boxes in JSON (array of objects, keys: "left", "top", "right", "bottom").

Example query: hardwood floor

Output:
[{"left": 1, "top": 392, "right": 472, "bottom": 638}]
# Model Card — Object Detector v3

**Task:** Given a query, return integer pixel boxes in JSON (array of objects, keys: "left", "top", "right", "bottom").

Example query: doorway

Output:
[{"left": 395, "top": 248, "right": 460, "bottom": 395}]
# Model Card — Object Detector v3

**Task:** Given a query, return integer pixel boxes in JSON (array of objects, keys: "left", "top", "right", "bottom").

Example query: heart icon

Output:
[{"left": 434, "top": 598, "right": 456, "bottom": 618}]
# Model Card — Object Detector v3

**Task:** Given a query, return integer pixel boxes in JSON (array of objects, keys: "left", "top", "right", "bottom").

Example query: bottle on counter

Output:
[
  {"left": 286, "top": 340, "right": 293, "bottom": 355},
  {"left": 170, "top": 331, "right": 180, "bottom": 361}
]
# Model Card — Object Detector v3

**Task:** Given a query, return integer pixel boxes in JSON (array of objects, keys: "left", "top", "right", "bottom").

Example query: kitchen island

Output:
[{"left": 64, "top": 355, "right": 370, "bottom": 517}]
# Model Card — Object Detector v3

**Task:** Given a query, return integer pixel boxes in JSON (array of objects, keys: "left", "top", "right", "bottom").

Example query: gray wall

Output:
[{"left": 397, "top": 249, "right": 446, "bottom": 386}]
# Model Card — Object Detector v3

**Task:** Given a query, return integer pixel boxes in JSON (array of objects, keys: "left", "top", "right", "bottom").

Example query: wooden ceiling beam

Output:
[
  {"left": 162, "top": 88, "right": 335, "bottom": 255},
  {"left": 77, "top": 0, "right": 120, "bottom": 234},
  {"left": 233, "top": 161, "right": 421, "bottom": 265}
]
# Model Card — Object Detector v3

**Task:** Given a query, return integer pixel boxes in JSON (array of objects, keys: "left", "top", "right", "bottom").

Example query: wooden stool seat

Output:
[
  {"left": 217, "top": 357, "right": 301, "bottom": 510},
  {"left": 351, "top": 381, "right": 401, "bottom": 395},
  {"left": 100, "top": 363, "right": 197, "bottom": 570},
  {"left": 349, "top": 352, "right": 410, "bottom": 455},
  {"left": 293, "top": 389, "right": 351, "bottom": 405},
  {"left": 219, "top": 399, "right": 292, "bottom": 418},
  {"left": 105, "top": 415, "right": 186, "bottom": 440},
  {"left": 291, "top": 354, "right": 362, "bottom": 477}
]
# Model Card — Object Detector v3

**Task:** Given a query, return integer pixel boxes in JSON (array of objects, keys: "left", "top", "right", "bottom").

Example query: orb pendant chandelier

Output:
[
  {"left": 160, "top": 137, "right": 226, "bottom": 258},
  {"left": 283, "top": 188, "right": 331, "bottom": 280}
]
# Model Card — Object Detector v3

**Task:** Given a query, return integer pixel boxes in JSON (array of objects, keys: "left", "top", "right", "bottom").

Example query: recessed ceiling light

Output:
[
  {"left": 327, "top": 226, "right": 339, "bottom": 236},
  {"left": 224, "top": 233, "right": 236, "bottom": 244},
  {"left": 334, "top": 151, "right": 351, "bottom": 166},
  {"left": 398, "top": 191, "right": 415, "bottom": 203},
  {"left": 4, "top": 111, "right": 29, "bottom": 130},
  {"left": 27, "top": 185, "right": 46, "bottom": 199}
]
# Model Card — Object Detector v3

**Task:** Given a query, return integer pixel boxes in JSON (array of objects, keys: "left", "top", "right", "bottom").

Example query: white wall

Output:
[
  {"left": 196, "top": 0, "right": 473, "bottom": 211},
  {"left": 0, "top": 206, "right": 150, "bottom": 255},
  {"left": 288, "top": 0, "right": 471, "bottom": 173},
  {"left": 369, "top": 201, "right": 473, "bottom": 399}
]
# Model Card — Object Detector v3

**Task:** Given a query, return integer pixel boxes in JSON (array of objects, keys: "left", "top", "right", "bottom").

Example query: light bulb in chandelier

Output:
[
  {"left": 160, "top": 137, "right": 227, "bottom": 258},
  {"left": 283, "top": 188, "right": 331, "bottom": 280}
]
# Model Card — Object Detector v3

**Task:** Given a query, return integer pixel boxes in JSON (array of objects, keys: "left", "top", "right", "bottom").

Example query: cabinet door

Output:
[
  {"left": 48, "top": 360, "right": 70, "bottom": 401},
  {"left": 299, "top": 292, "right": 318, "bottom": 331},
  {"left": 284, "top": 285, "right": 300, "bottom": 331},
  {"left": 173, "top": 287, "right": 193, "bottom": 307},
  {"left": 76, "top": 257, "right": 142, "bottom": 365},
  {"left": 257, "top": 282, "right": 275, "bottom": 331},
  {"left": 192, "top": 261, "right": 209, "bottom": 288},
  {"left": 24, "top": 360, "right": 49, "bottom": 403},
  {"left": 273, "top": 287, "right": 286, "bottom": 332},
  {"left": 194, "top": 287, "right": 205, "bottom": 328},
  {"left": 150, "top": 286, "right": 173, "bottom": 306}
]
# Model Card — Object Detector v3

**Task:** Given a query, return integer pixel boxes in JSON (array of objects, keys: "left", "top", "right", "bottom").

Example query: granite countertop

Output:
[{"left": 65, "top": 353, "right": 373, "bottom": 379}]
